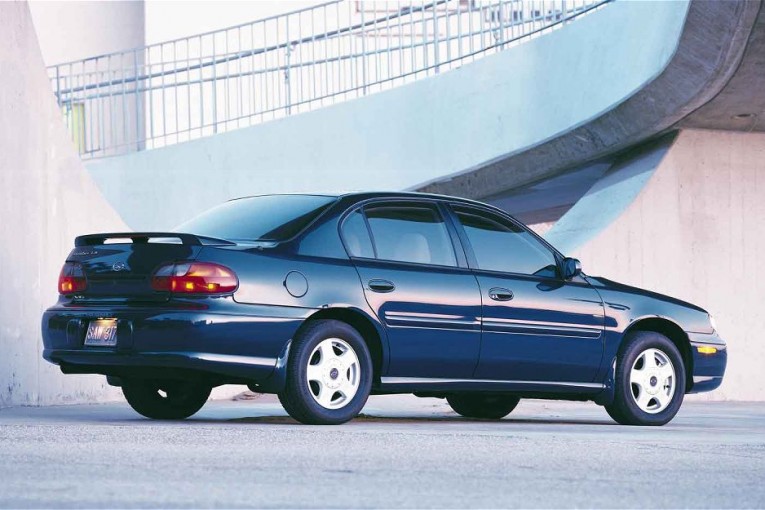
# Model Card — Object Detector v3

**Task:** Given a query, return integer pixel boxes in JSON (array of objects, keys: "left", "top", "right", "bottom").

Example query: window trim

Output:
[
  {"left": 361, "top": 206, "right": 379, "bottom": 259},
  {"left": 338, "top": 198, "right": 466, "bottom": 269},
  {"left": 338, "top": 207, "right": 377, "bottom": 259},
  {"left": 446, "top": 202, "right": 564, "bottom": 280}
]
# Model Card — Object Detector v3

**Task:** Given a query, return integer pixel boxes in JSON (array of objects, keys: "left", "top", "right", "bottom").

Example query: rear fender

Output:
[{"left": 255, "top": 305, "right": 389, "bottom": 393}]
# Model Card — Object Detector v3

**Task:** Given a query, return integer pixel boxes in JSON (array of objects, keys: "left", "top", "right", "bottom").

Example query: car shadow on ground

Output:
[{"left": 191, "top": 413, "right": 616, "bottom": 427}]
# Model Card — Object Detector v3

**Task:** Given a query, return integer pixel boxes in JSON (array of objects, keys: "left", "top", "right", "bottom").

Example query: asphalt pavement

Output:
[{"left": 0, "top": 394, "right": 763, "bottom": 508}]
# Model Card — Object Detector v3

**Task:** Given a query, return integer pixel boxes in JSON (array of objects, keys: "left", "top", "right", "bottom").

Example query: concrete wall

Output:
[
  {"left": 28, "top": 1, "right": 144, "bottom": 66},
  {"left": 86, "top": 0, "right": 690, "bottom": 231},
  {"left": 547, "top": 129, "right": 765, "bottom": 401},
  {"left": 0, "top": 2, "right": 128, "bottom": 407}
]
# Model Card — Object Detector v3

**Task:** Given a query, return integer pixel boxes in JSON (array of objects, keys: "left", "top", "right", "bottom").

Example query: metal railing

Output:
[{"left": 48, "top": 0, "right": 609, "bottom": 159}]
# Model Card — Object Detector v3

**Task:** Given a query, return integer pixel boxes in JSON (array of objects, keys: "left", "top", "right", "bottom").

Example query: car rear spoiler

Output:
[{"left": 74, "top": 232, "right": 236, "bottom": 247}]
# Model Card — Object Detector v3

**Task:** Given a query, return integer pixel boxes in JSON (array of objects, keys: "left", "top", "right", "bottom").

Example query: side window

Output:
[
  {"left": 453, "top": 206, "right": 558, "bottom": 278},
  {"left": 341, "top": 209, "right": 375, "bottom": 258},
  {"left": 298, "top": 219, "right": 348, "bottom": 259},
  {"left": 365, "top": 204, "right": 456, "bottom": 267}
]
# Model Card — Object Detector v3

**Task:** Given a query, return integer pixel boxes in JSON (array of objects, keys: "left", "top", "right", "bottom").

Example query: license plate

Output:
[{"left": 84, "top": 319, "right": 118, "bottom": 347}]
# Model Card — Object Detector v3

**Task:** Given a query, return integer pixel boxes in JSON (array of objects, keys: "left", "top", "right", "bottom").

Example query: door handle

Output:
[
  {"left": 489, "top": 287, "right": 514, "bottom": 301},
  {"left": 368, "top": 279, "right": 396, "bottom": 293}
]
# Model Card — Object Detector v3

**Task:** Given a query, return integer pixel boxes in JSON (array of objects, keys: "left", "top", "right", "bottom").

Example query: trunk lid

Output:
[{"left": 66, "top": 232, "right": 232, "bottom": 303}]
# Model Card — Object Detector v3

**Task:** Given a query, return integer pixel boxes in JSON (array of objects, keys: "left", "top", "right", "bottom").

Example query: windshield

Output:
[{"left": 176, "top": 195, "right": 337, "bottom": 241}]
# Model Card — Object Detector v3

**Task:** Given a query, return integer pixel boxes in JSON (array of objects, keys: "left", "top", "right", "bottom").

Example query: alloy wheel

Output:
[
  {"left": 629, "top": 347, "right": 676, "bottom": 414},
  {"left": 306, "top": 338, "right": 360, "bottom": 410}
]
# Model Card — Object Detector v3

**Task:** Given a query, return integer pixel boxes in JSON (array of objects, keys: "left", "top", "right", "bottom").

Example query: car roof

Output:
[
  {"left": 224, "top": 191, "right": 564, "bottom": 258},
  {"left": 230, "top": 191, "right": 490, "bottom": 208}
]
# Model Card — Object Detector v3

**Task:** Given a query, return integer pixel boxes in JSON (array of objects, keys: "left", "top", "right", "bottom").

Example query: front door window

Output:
[{"left": 453, "top": 207, "right": 557, "bottom": 278}]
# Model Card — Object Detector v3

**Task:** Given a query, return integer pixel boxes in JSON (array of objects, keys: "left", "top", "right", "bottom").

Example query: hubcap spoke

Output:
[
  {"left": 306, "top": 363, "right": 323, "bottom": 383},
  {"left": 654, "top": 388, "right": 671, "bottom": 408},
  {"left": 318, "top": 341, "right": 336, "bottom": 363},
  {"left": 338, "top": 373, "right": 358, "bottom": 399},
  {"left": 657, "top": 363, "right": 674, "bottom": 381},
  {"left": 317, "top": 384, "right": 336, "bottom": 407},
  {"left": 635, "top": 387, "right": 653, "bottom": 410},
  {"left": 336, "top": 387, "right": 354, "bottom": 404},
  {"left": 336, "top": 349, "right": 355, "bottom": 367}
]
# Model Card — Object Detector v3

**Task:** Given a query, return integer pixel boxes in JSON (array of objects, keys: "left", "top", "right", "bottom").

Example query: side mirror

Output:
[{"left": 562, "top": 257, "right": 582, "bottom": 280}]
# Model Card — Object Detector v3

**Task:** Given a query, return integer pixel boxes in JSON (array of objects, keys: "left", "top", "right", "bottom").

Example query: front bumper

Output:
[
  {"left": 41, "top": 301, "right": 308, "bottom": 388},
  {"left": 687, "top": 331, "right": 727, "bottom": 394}
]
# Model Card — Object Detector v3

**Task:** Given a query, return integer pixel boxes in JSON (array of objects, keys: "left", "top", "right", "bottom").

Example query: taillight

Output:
[
  {"left": 58, "top": 262, "right": 87, "bottom": 294},
  {"left": 151, "top": 262, "right": 238, "bottom": 294}
]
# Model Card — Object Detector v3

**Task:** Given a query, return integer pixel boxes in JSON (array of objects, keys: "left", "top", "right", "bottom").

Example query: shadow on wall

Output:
[{"left": 546, "top": 133, "right": 676, "bottom": 253}]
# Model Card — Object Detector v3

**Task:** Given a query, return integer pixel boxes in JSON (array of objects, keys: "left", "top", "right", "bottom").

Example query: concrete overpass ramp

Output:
[{"left": 83, "top": 0, "right": 693, "bottom": 230}]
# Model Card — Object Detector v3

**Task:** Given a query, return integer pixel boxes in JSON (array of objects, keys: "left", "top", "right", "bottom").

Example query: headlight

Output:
[{"left": 708, "top": 314, "right": 717, "bottom": 332}]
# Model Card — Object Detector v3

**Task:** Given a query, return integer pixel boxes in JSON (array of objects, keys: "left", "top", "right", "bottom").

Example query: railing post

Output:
[
  {"left": 497, "top": 0, "right": 506, "bottom": 48},
  {"left": 360, "top": 5, "right": 367, "bottom": 95},
  {"left": 199, "top": 35, "right": 205, "bottom": 132},
  {"left": 211, "top": 38, "right": 218, "bottom": 134},
  {"left": 285, "top": 43, "right": 292, "bottom": 114},
  {"left": 134, "top": 49, "right": 141, "bottom": 152},
  {"left": 433, "top": 0, "right": 440, "bottom": 73},
  {"left": 286, "top": 15, "right": 292, "bottom": 115},
  {"left": 422, "top": 0, "right": 429, "bottom": 72},
  {"left": 55, "top": 66, "right": 61, "bottom": 106}
]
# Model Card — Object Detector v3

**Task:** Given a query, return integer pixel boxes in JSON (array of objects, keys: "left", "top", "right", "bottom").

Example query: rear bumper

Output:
[
  {"left": 687, "top": 331, "right": 727, "bottom": 394},
  {"left": 41, "top": 301, "right": 309, "bottom": 390},
  {"left": 43, "top": 349, "right": 283, "bottom": 384}
]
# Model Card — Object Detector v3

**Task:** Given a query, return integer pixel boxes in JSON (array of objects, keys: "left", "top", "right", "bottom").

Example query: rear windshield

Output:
[{"left": 176, "top": 195, "right": 337, "bottom": 242}]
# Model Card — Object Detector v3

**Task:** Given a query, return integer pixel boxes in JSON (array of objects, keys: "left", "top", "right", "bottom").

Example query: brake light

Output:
[
  {"left": 151, "top": 262, "right": 238, "bottom": 294},
  {"left": 58, "top": 262, "right": 87, "bottom": 294}
]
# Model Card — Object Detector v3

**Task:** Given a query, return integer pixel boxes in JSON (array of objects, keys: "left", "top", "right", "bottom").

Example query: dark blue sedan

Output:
[{"left": 42, "top": 192, "right": 727, "bottom": 425}]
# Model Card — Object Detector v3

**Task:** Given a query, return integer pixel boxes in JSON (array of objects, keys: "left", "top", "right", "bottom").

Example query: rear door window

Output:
[{"left": 364, "top": 204, "right": 457, "bottom": 267}]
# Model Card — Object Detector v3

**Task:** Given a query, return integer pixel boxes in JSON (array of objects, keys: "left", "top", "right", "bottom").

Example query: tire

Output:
[
  {"left": 604, "top": 331, "right": 686, "bottom": 426},
  {"left": 278, "top": 320, "right": 373, "bottom": 425},
  {"left": 122, "top": 379, "right": 211, "bottom": 420},
  {"left": 447, "top": 394, "right": 520, "bottom": 420}
]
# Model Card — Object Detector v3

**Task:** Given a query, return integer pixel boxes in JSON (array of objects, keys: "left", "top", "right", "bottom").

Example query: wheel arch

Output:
[
  {"left": 300, "top": 307, "right": 387, "bottom": 383},
  {"left": 623, "top": 317, "right": 693, "bottom": 392}
]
